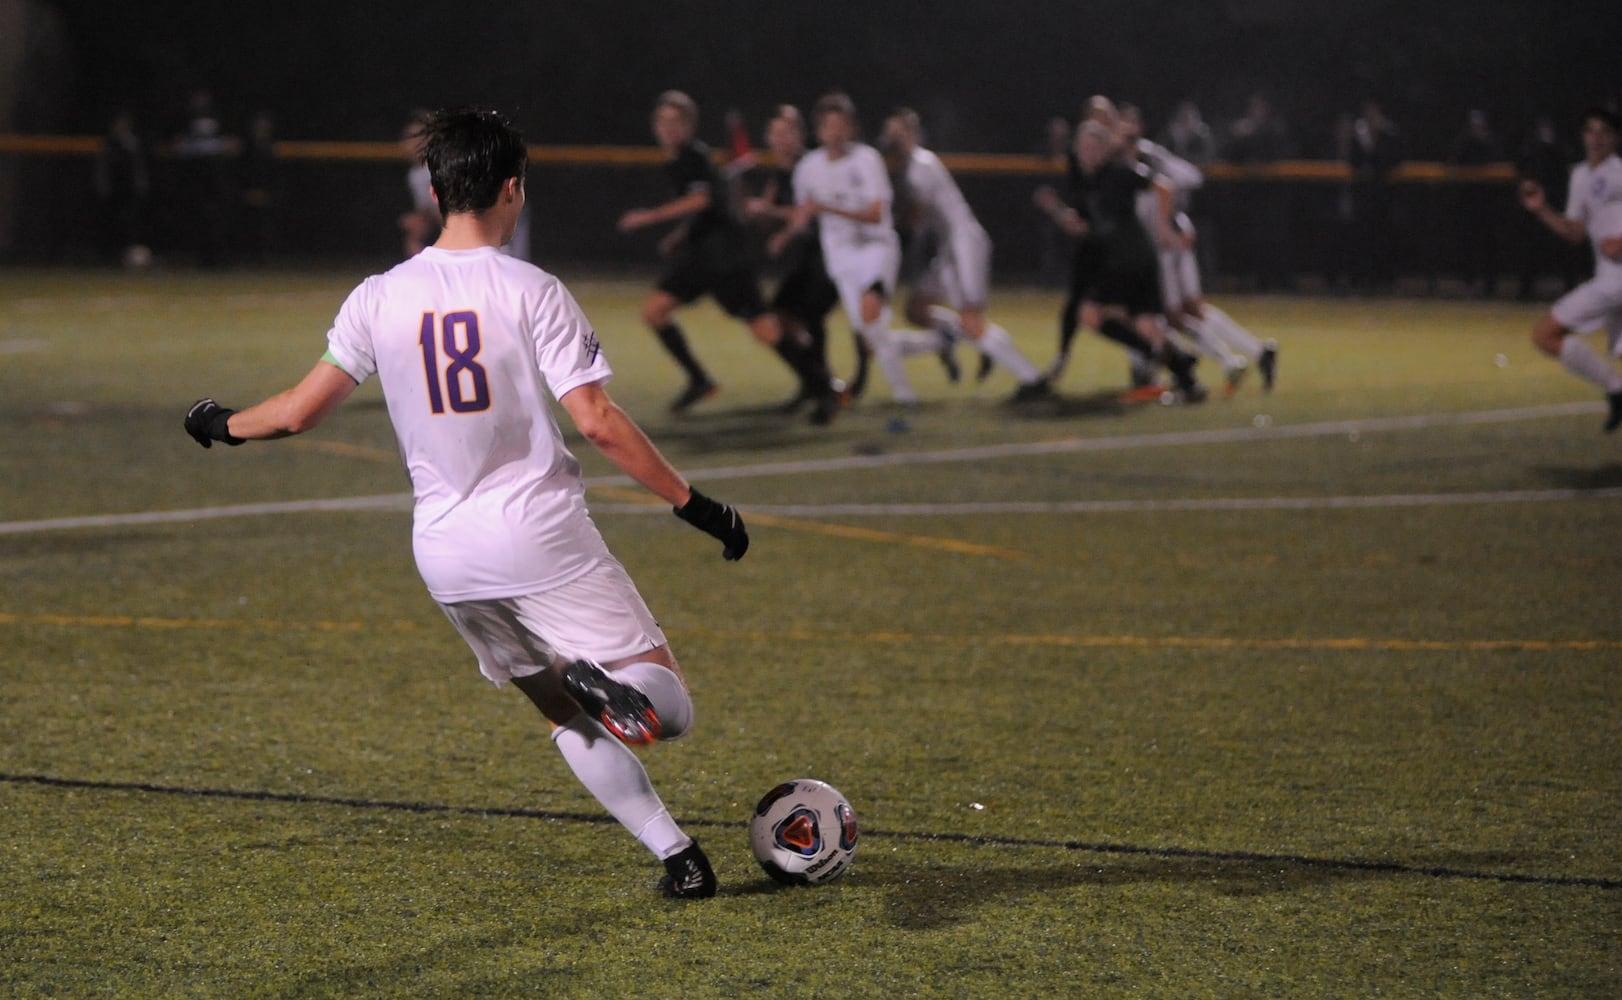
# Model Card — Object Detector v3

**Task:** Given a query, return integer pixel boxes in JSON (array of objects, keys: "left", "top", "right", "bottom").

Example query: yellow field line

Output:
[
  {"left": 672, "top": 629, "right": 1622, "bottom": 653},
  {"left": 588, "top": 483, "right": 1026, "bottom": 561},
  {"left": 2, "top": 611, "right": 1617, "bottom": 651},
  {"left": 0, "top": 612, "right": 428, "bottom": 633}
]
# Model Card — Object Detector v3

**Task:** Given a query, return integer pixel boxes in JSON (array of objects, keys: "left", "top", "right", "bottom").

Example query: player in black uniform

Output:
[
  {"left": 744, "top": 105, "right": 847, "bottom": 410},
  {"left": 620, "top": 92, "right": 840, "bottom": 422},
  {"left": 1036, "top": 118, "right": 1204, "bottom": 402}
]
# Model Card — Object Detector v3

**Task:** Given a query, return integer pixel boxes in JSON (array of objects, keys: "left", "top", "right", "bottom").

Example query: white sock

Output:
[
  {"left": 614, "top": 661, "right": 693, "bottom": 740},
  {"left": 926, "top": 305, "right": 966, "bottom": 341},
  {"left": 1558, "top": 335, "right": 1622, "bottom": 392},
  {"left": 1120, "top": 347, "right": 1157, "bottom": 387},
  {"left": 1202, "top": 304, "right": 1266, "bottom": 358},
  {"left": 551, "top": 714, "right": 690, "bottom": 859},
  {"left": 977, "top": 323, "right": 1041, "bottom": 383},
  {"left": 1180, "top": 315, "right": 1243, "bottom": 369},
  {"left": 861, "top": 314, "right": 919, "bottom": 404},
  {"left": 894, "top": 328, "right": 947, "bottom": 357}
]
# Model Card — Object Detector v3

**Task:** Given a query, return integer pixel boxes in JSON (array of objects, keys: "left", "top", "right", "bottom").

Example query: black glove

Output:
[
  {"left": 675, "top": 488, "right": 749, "bottom": 561},
  {"left": 184, "top": 398, "right": 244, "bottom": 448}
]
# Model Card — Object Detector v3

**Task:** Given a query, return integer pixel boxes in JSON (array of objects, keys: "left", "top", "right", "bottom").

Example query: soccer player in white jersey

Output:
[
  {"left": 880, "top": 109, "right": 1052, "bottom": 403},
  {"left": 1520, "top": 105, "right": 1622, "bottom": 431},
  {"left": 183, "top": 108, "right": 750, "bottom": 899},
  {"left": 1119, "top": 104, "right": 1278, "bottom": 396},
  {"left": 784, "top": 92, "right": 947, "bottom": 416}
]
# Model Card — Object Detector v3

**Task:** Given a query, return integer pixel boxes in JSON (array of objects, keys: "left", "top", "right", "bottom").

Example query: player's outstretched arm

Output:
[
  {"left": 560, "top": 381, "right": 748, "bottom": 560},
  {"left": 184, "top": 361, "right": 358, "bottom": 447},
  {"left": 1519, "top": 179, "right": 1586, "bottom": 244}
]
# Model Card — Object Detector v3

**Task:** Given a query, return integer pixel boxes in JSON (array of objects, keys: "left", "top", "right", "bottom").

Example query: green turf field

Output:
[{"left": 2, "top": 269, "right": 1618, "bottom": 997}]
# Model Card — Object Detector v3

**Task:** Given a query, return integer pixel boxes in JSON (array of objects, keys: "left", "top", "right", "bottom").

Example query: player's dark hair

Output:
[
  {"left": 772, "top": 104, "right": 804, "bottom": 132},
  {"left": 420, "top": 107, "right": 527, "bottom": 216},
  {"left": 1581, "top": 104, "right": 1621, "bottom": 134},
  {"left": 813, "top": 91, "right": 856, "bottom": 124}
]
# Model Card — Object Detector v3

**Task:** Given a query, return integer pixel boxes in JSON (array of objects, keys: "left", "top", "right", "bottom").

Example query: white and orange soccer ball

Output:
[{"left": 748, "top": 778, "right": 859, "bottom": 885}]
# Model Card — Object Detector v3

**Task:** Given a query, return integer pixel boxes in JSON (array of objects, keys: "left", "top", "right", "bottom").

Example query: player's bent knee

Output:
[
  {"left": 612, "top": 659, "right": 694, "bottom": 740},
  {"left": 1531, "top": 318, "right": 1568, "bottom": 356}
]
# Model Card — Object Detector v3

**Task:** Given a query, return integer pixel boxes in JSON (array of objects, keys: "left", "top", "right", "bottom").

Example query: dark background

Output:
[
  {"left": 7, "top": 0, "right": 1619, "bottom": 280},
  {"left": 33, "top": 0, "right": 1619, "bottom": 153}
]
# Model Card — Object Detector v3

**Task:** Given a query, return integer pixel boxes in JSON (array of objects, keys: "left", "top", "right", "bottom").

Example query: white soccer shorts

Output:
[
  {"left": 1158, "top": 244, "right": 1202, "bottom": 311},
  {"left": 439, "top": 558, "right": 667, "bottom": 686},
  {"left": 1552, "top": 272, "right": 1622, "bottom": 347},
  {"left": 914, "top": 227, "right": 993, "bottom": 310}
]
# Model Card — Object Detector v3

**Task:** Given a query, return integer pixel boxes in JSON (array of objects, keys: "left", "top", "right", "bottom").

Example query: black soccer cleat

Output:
[
  {"left": 669, "top": 380, "right": 719, "bottom": 414},
  {"left": 937, "top": 336, "right": 961, "bottom": 383},
  {"left": 1258, "top": 341, "right": 1279, "bottom": 392},
  {"left": 975, "top": 353, "right": 995, "bottom": 383},
  {"left": 808, "top": 384, "right": 846, "bottom": 426},
  {"left": 847, "top": 335, "right": 871, "bottom": 399},
  {"left": 1009, "top": 378, "right": 1053, "bottom": 404},
  {"left": 562, "top": 660, "right": 660, "bottom": 746},
  {"left": 1606, "top": 390, "right": 1622, "bottom": 433},
  {"left": 658, "top": 839, "right": 717, "bottom": 899}
]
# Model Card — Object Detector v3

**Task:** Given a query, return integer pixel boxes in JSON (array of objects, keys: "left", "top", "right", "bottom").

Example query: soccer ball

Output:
[{"left": 749, "top": 778, "right": 858, "bottom": 885}]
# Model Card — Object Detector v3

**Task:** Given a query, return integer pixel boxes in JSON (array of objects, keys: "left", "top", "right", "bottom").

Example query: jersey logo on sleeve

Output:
[{"left": 583, "top": 329, "right": 601, "bottom": 365}]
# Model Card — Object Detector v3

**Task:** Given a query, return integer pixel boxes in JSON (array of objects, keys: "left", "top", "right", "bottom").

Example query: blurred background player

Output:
[
  {"left": 619, "top": 91, "right": 840, "bottom": 422},
  {"left": 744, "top": 104, "right": 845, "bottom": 411},
  {"left": 783, "top": 92, "right": 948, "bottom": 418},
  {"left": 1518, "top": 105, "right": 1622, "bottom": 431},
  {"left": 1036, "top": 112, "right": 1205, "bottom": 402},
  {"left": 1120, "top": 104, "right": 1277, "bottom": 395},
  {"left": 184, "top": 107, "right": 751, "bottom": 898},
  {"left": 397, "top": 111, "right": 440, "bottom": 257},
  {"left": 880, "top": 108, "right": 1051, "bottom": 402}
]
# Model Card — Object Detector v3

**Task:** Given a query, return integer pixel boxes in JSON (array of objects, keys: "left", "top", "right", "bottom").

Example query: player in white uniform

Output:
[
  {"left": 1120, "top": 104, "right": 1278, "bottom": 396},
  {"left": 1520, "top": 106, "right": 1622, "bottom": 431},
  {"left": 784, "top": 92, "right": 947, "bottom": 414},
  {"left": 183, "top": 109, "right": 750, "bottom": 899},
  {"left": 880, "top": 109, "right": 1052, "bottom": 403}
]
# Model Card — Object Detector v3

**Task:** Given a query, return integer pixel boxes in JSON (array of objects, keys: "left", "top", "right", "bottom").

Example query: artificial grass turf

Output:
[{"left": 1, "top": 272, "right": 1618, "bottom": 996}]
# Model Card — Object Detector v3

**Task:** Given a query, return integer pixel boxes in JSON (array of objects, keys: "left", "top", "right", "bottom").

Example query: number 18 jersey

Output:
[{"left": 324, "top": 246, "right": 616, "bottom": 602}]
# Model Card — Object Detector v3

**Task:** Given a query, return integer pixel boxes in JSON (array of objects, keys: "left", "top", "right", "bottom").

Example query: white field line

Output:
[
  {"left": 602, "top": 487, "right": 1622, "bottom": 518},
  {"left": 0, "top": 402, "right": 1611, "bottom": 536},
  {"left": 584, "top": 400, "right": 1604, "bottom": 486}
]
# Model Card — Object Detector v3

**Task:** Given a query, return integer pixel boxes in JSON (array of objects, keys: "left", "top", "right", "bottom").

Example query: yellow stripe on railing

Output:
[{"left": 0, "top": 133, "right": 1520, "bottom": 181}]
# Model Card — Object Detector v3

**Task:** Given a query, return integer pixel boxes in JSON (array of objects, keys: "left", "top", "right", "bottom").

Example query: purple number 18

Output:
[{"left": 417, "top": 310, "right": 491, "bottom": 414}]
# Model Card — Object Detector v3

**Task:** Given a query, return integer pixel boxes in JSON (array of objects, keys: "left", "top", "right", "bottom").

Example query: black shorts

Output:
[
  {"left": 658, "top": 254, "right": 769, "bottom": 321},
  {"left": 1066, "top": 239, "right": 1104, "bottom": 302},
  {"left": 771, "top": 258, "right": 839, "bottom": 324},
  {"left": 1095, "top": 257, "right": 1164, "bottom": 316}
]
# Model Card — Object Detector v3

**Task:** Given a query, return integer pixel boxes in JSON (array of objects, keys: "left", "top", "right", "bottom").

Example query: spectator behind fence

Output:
[
  {"left": 1516, "top": 114, "right": 1585, "bottom": 299},
  {"left": 93, "top": 110, "right": 150, "bottom": 268},
  {"left": 238, "top": 111, "right": 278, "bottom": 266},
  {"left": 1447, "top": 109, "right": 1505, "bottom": 296},
  {"left": 1342, "top": 100, "right": 1402, "bottom": 292},
  {"left": 1223, "top": 93, "right": 1295, "bottom": 290},
  {"left": 173, "top": 90, "right": 236, "bottom": 267}
]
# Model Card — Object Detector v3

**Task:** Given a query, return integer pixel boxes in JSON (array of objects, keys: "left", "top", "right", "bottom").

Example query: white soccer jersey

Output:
[
  {"left": 904, "top": 148, "right": 979, "bottom": 241},
  {"left": 902, "top": 147, "right": 993, "bottom": 308},
  {"left": 323, "top": 246, "right": 615, "bottom": 603},
  {"left": 792, "top": 143, "right": 896, "bottom": 260},
  {"left": 1566, "top": 154, "right": 1622, "bottom": 276}
]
